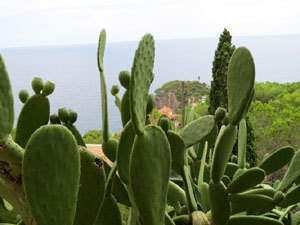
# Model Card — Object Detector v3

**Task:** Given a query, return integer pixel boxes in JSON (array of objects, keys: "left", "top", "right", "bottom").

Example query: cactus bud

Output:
[
  {"left": 18, "top": 89, "right": 29, "bottom": 103},
  {"left": 146, "top": 94, "right": 155, "bottom": 115},
  {"left": 110, "top": 85, "right": 119, "bottom": 96},
  {"left": 50, "top": 113, "right": 61, "bottom": 124},
  {"left": 68, "top": 109, "right": 78, "bottom": 124},
  {"left": 215, "top": 107, "right": 227, "bottom": 122},
  {"left": 273, "top": 191, "right": 285, "bottom": 204},
  {"left": 222, "top": 114, "right": 229, "bottom": 126},
  {"left": 159, "top": 117, "right": 170, "bottom": 133},
  {"left": 231, "top": 155, "right": 238, "bottom": 163},
  {"left": 119, "top": 71, "right": 130, "bottom": 89},
  {"left": 58, "top": 107, "right": 69, "bottom": 124},
  {"left": 42, "top": 81, "right": 55, "bottom": 96},
  {"left": 31, "top": 77, "right": 43, "bottom": 94}
]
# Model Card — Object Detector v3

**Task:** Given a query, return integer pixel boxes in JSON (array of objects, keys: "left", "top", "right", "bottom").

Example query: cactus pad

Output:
[
  {"left": 121, "top": 90, "right": 131, "bottom": 127},
  {"left": 130, "top": 34, "right": 155, "bottom": 136},
  {"left": 229, "top": 194, "right": 275, "bottom": 214},
  {"left": 117, "top": 121, "right": 135, "bottom": 184},
  {"left": 227, "top": 47, "right": 255, "bottom": 125},
  {"left": 258, "top": 146, "right": 294, "bottom": 176},
  {"left": 102, "top": 138, "right": 118, "bottom": 162},
  {"left": 209, "top": 180, "right": 230, "bottom": 225},
  {"left": 227, "top": 215, "right": 283, "bottom": 225},
  {"left": 0, "top": 54, "right": 14, "bottom": 143},
  {"left": 211, "top": 124, "right": 237, "bottom": 183},
  {"left": 73, "top": 148, "right": 106, "bottom": 225},
  {"left": 178, "top": 115, "right": 215, "bottom": 148},
  {"left": 227, "top": 167, "right": 265, "bottom": 194},
  {"left": 94, "top": 195, "right": 122, "bottom": 225},
  {"left": 15, "top": 95, "right": 50, "bottom": 148},
  {"left": 23, "top": 125, "right": 80, "bottom": 225},
  {"left": 129, "top": 125, "right": 170, "bottom": 225},
  {"left": 166, "top": 130, "right": 185, "bottom": 176},
  {"left": 277, "top": 150, "right": 300, "bottom": 192}
]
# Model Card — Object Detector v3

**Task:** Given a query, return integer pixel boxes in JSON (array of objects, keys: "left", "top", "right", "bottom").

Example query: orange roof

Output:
[
  {"left": 158, "top": 106, "right": 173, "bottom": 115},
  {"left": 86, "top": 144, "right": 113, "bottom": 166}
]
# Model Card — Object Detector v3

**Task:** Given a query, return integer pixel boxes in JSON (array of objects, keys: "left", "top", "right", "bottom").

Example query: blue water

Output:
[{"left": 1, "top": 35, "right": 300, "bottom": 134}]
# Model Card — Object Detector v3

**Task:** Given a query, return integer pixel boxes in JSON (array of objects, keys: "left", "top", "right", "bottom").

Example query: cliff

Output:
[{"left": 154, "top": 80, "right": 209, "bottom": 112}]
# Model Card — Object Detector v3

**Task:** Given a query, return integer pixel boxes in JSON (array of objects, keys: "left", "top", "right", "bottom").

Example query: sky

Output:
[{"left": 0, "top": 0, "right": 300, "bottom": 48}]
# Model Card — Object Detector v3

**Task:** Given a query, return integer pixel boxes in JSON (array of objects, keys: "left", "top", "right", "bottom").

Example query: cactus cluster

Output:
[{"left": 0, "top": 29, "right": 299, "bottom": 225}]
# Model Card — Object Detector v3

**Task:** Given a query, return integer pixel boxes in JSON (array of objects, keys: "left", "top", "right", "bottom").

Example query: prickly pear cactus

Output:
[{"left": 0, "top": 31, "right": 298, "bottom": 225}]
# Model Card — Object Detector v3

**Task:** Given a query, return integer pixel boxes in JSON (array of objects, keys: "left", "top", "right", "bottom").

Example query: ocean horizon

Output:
[{"left": 1, "top": 35, "right": 300, "bottom": 134}]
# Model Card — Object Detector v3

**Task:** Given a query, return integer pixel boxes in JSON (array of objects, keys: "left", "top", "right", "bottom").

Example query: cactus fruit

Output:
[
  {"left": 119, "top": 70, "right": 130, "bottom": 90},
  {"left": 41, "top": 80, "right": 55, "bottom": 96},
  {"left": 214, "top": 107, "right": 226, "bottom": 122},
  {"left": 58, "top": 107, "right": 69, "bottom": 124},
  {"left": 31, "top": 77, "right": 43, "bottom": 94},
  {"left": 110, "top": 85, "right": 119, "bottom": 96},
  {"left": 18, "top": 90, "right": 29, "bottom": 103}
]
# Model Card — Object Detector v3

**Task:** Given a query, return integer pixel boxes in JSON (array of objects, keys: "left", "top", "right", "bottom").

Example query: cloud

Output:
[{"left": 0, "top": 0, "right": 299, "bottom": 47}]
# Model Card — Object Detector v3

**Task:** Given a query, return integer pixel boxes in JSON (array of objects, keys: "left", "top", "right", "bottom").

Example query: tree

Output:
[
  {"left": 208, "top": 28, "right": 258, "bottom": 166},
  {"left": 208, "top": 28, "right": 235, "bottom": 115}
]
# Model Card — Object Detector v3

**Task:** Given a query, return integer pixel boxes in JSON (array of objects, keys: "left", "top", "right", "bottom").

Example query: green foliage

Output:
[
  {"left": 83, "top": 129, "right": 103, "bottom": 144},
  {"left": 208, "top": 28, "right": 235, "bottom": 115}
]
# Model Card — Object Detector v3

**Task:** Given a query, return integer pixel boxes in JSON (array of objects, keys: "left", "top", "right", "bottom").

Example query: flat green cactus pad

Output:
[
  {"left": 117, "top": 121, "right": 136, "bottom": 185},
  {"left": 277, "top": 150, "right": 300, "bottom": 193},
  {"left": 103, "top": 160, "right": 131, "bottom": 207},
  {"left": 278, "top": 184, "right": 300, "bottom": 208},
  {"left": 94, "top": 195, "right": 122, "bottom": 225},
  {"left": 178, "top": 115, "right": 215, "bottom": 148},
  {"left": 167, "top": 180, "right": 187, "bottom": 206},
  {"left": 15, "top": 94, "right": 50, "bottom": 148},
  {"left": 229, "top": 194, "right": 275, "bottom": 214},
  {"left": 0, "top": 55, "right": 14, "bottom": 143},
  {"left": 227, "top": 167, "right": 266, "bottom": 194},
  {"left": 211, "top": 124, "right": 237, "bottom": 183},
  {"left": 209, "top": 180, "right": 230, "bottom": 225},
  {"left": 130, "top": 34, "right": 155, "bottom": 136},
  {"left": 227, "top": 215, "right": 283, "bottom": 225},
  {"left": 23, "top": 125, "right": 80, "bottom": 225},
  {"left": 166, "top": 130, "right": 185, "bottom": 176},
  {"left": 227, "top": 47, "right": 255, "bottom": 125},
  {"left": 121, "top": 90, "right": 131, "bottom": 127},
  {"left": 129, "top": 125, "right": 170, "bottom": 225},
  {"left": 258, "top": 146, "right": 294, "bottom": 176},
  {"left": 73, "top": 148, "right": 106, "bottom": 225},
  {"left": 64, "top": 124, "right": 86, "bottom": 147}
]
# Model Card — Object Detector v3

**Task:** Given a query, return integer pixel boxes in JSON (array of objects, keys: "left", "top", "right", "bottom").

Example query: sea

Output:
[{"left": 1, "top": 35, "right": 300, "bottom": 134}]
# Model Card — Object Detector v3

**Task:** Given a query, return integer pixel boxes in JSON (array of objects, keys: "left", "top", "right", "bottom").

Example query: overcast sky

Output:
[{"left": 0, "top": 0, "right": 299, "bottom": 48}]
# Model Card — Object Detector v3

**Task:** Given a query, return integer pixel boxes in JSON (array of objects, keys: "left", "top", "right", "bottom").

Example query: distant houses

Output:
[{"left": 158, "top": 106, "right": 180, "bottom": 120}]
